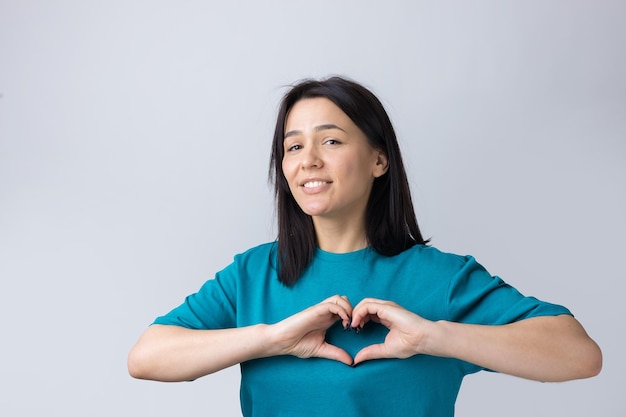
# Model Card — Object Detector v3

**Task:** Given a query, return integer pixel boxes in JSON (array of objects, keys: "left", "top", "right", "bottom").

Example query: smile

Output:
[{"left": 303, "top": 181, "right": 329, "bottom": 188}]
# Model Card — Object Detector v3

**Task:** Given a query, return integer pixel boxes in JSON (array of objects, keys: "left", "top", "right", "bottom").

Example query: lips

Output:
[
  {"left": 303, "top": 180, "right": 329, "bottom": 188},
  {"left": 300, "top": 179, "right": 332, "bottom": 193}
]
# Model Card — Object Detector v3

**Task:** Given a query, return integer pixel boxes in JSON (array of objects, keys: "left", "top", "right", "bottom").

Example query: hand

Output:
[
  {"left": 350, "top": 298, "right": 434, "bottom": 365},
  {"left": 271, "top": 295, "right": 354, "bottom": 366}
]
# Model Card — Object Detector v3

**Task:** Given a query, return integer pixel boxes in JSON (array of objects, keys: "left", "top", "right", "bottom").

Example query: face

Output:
[{"left": 282, "top": 98, "right": 388, "bottom": 223}]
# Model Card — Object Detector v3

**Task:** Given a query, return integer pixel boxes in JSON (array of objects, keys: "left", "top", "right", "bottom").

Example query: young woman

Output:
[{"left": 128, "top": 76, "right": 601, "bottom": 417}]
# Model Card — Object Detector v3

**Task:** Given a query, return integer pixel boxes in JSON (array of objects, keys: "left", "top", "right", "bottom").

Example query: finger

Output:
[
  {"left": 353, "top": 343, "right": 390, "bottom": 365},
  {"left": 353, "top": 297, "right": 398, "bottom": 307},
  {"left": 321, "top": 295, "right": 353, "bottom": 327},
  {"left": 316, "top": 342, "right": 354, "bottom": 366},
  {"left": 351, "top": 299, "right": 392, "bottom": 329},
  {"left": 324, "top": 294, "right": 353, "bottom": 311},
  {"left": 352, "top": 298, "right": 398, "bottom": 314},
  {"left": 307, "top": 301, "right": 352, "bottom": 331}
]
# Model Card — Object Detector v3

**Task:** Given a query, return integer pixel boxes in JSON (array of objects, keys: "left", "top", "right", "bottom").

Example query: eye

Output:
[
  {"left": 286, "top": 144, "right": 302, "bottom": 152},
  {"left": 324, "top": 138, "right": 341, "bottom": 146}
]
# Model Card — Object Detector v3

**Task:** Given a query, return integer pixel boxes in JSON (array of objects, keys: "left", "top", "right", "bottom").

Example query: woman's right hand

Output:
[
  {"left": 269, "top": 295, "right": 354, "bottom": 366},
  {"left": 128, "top": 295, "right": 354, "bottom": 382}
]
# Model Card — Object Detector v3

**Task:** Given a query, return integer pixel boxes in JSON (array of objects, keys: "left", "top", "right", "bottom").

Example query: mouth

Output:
[{"left": 302, "top": 180, "right": 330, "bottom": 188}]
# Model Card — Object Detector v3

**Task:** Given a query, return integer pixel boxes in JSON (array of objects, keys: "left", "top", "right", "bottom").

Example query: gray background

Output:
[{"left": 1, "top": 1, "right": 624, "bottom": 415}]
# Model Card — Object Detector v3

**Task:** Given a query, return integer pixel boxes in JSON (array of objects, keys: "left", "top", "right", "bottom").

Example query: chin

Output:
[
  {"left": 295, "top": 200, "right": 328, "bottom": 215},
  {"left": 300, "top": 206, "right": 331, "bottom": 217},
  {"left": 302, "top": 209, "right": 328, "bottom": 217}
]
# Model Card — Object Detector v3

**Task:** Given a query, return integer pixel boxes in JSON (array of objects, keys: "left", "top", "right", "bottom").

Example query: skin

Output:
[
  {"left": 281, "top": 98, "right": 388, "bottom": 252},
  {"left": 128, "top": 98, "right": 602, "bottom": 383}
]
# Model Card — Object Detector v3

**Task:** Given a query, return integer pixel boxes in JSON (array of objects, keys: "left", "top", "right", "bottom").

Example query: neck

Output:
[{"left": 312, "top": 215, "right": 368, "bottom": 253}]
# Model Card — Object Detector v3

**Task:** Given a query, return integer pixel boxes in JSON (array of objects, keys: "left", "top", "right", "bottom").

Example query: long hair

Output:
[{"left": 269, "top": 76, "right": 428, "bottom": 286}]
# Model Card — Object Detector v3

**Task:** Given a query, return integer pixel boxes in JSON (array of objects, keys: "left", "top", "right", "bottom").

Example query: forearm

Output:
[
  {"left": 427, "top": 315, "right": 602, "bottom": 382},
  {"left": 128, "top": 324, "right": 277, "bottom": 382}
]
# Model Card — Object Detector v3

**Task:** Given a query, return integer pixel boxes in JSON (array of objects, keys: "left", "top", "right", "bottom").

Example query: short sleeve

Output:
[
  {"left": 446, "top": 255, "right": 572, "bottom": 325},
  {"left": 445, "top": 256, "right": 572, "bottom": 375},
  {"left": 152, "top": 260, "right": 239, "bottom": 329}
]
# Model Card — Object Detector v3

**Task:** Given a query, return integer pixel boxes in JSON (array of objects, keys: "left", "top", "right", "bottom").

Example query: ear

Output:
[{"left": 373, "top": 151, "right": 389, "bottom": 178}]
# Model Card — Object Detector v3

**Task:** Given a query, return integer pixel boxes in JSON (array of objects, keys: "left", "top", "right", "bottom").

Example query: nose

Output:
[{"left": 300, "top": 144, "right": 323, "bottom": 169}]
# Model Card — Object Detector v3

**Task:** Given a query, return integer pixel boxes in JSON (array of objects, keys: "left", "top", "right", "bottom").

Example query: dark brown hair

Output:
[{"left": 269, "top": 76, "right": 428, "bottom": 286}]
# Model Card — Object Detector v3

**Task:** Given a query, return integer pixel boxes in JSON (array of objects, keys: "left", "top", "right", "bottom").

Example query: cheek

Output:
[
  {"left": 344, "top": 159, "right": 373, "bottom": 183},
  {"left": 281, "top": 159, "right": 297, "bottom": 183}
]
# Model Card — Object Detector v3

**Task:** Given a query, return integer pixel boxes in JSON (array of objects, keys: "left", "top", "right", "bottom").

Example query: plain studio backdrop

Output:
[{"left": 0, "top": 1, "right": 624, "bottom": 416}]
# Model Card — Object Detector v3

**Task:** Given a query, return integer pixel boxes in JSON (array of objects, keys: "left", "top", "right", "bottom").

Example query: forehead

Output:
[{"left": 285, "top": 98, "right": 352, "bottom": 129}]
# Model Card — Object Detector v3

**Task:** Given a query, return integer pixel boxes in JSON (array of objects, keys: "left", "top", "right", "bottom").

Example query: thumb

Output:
[
  {"left": 316, "top": 342, "right": 354, "bottom": 366},
  {"left": 353, "top": 343, "right": 389, "bottom": 365}
]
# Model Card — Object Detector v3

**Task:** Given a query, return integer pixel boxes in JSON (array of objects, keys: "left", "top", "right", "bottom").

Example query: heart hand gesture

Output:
[
  {"left": 270, "top": 295, "right": 432, "bottom": 367},
  {"left": 349, "top": 298, "right": 434, "bottom": 365},
  {"left": 270, "top": 295, "right": 354, "bottom": 366}
]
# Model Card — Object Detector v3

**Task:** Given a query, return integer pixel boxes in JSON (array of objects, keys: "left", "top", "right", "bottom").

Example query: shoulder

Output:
[
  {"left": 235, "top": 241, "right": 277, "bottom": 262},
  {"left": 227, "top": 241, "right": 278, "bottom": 274},
  {"left": 209, "top": 242, "right": 278, "bottom": 293},
  {"left": 395, "top": 244, "right": 471, "bottom": 271}
]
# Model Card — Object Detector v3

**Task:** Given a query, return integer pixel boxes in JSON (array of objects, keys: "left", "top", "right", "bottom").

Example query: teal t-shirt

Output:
[{"left": 154, "top": 243, "right": 571, "bottom": 417}]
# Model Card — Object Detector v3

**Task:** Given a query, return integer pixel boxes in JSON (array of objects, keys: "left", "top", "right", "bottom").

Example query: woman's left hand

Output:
[
  {"left": 350, "top": 298, "right": 602, "bottom": 381},
  {"left": 350, "top": 298, "right": 434, "bottom": 365}
]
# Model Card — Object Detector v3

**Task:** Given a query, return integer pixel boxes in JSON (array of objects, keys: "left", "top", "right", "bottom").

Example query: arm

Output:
[
  {"left": 430, "top": 314, "right": 602, "bottom": 381},
  {"left": 350, "top": 299, "right": 602, "bottom": 382},
  {"left": 128, "top": 295, "right": 354, "bottom": 382},
  {"left": 128, "top": 324, "right": 274, "bottom": 382}
]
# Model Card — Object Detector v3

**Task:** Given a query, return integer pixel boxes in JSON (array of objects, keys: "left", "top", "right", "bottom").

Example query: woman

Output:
[{"left": 128, "top": 76, "right": 601, "bottom": 416}]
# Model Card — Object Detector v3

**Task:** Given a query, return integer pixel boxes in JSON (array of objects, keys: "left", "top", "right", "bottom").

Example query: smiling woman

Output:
[
  {"left": 281, "top": 98, "right": 388, "bottom": 251},
  {"left": 128, "top": 76, "right": 601, "bottom": 417},
  {"left": 270, "top": 77, "right": 427, "bottom": 287}
]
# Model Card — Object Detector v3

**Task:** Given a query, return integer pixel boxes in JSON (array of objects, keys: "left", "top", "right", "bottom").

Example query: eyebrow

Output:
[{"left": 284, "top": 124, "right": 346, "bottom": 139}]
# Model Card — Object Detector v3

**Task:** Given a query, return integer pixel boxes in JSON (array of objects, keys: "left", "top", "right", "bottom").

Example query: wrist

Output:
[
  {"left": 259, "top": 323, "right": 285, "bottom": 357},
  {"left": 421, "top": 320, "right": 453, "bottom": 358}
]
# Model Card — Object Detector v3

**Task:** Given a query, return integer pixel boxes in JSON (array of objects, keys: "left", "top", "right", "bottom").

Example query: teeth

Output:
[{"left": 303, "top": 181, "right": 326, "bottom": 188}]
